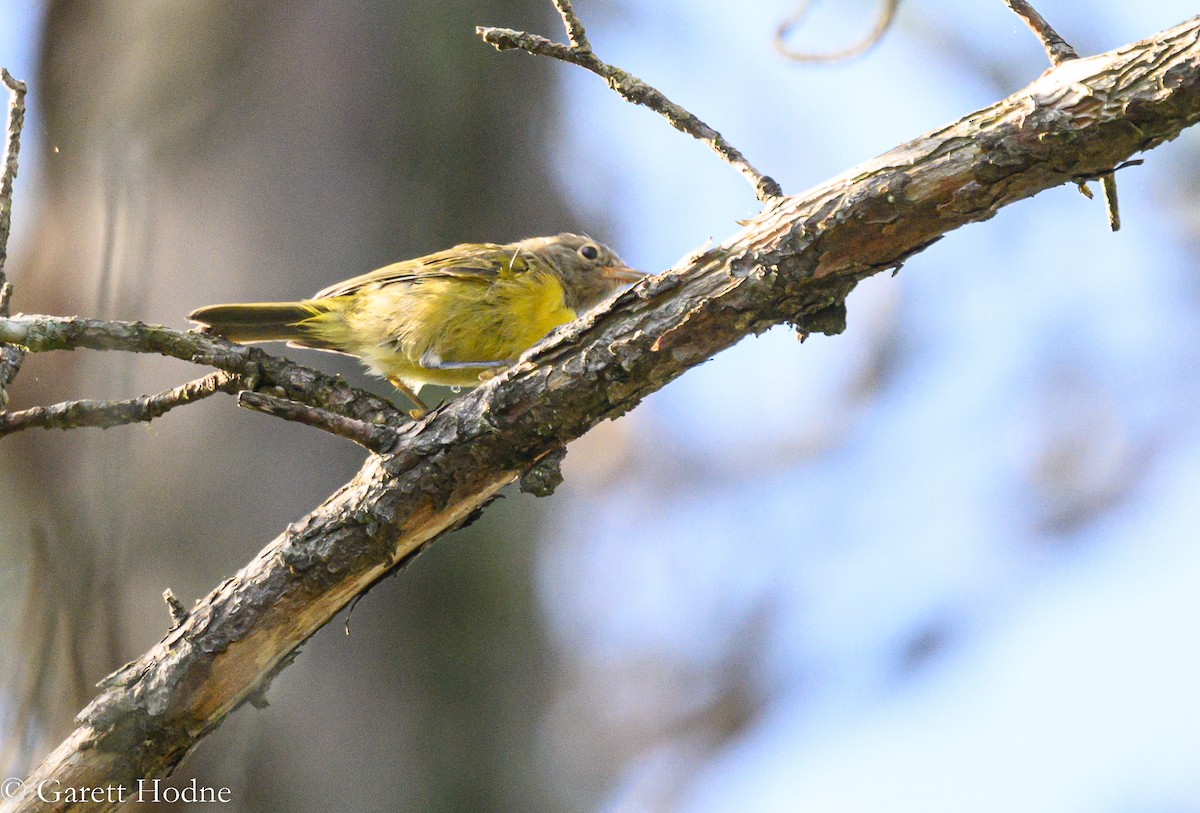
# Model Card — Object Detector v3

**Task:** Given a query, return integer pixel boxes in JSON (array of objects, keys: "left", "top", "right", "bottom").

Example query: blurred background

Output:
[{"left": 3, "top": 1, "right": 1200, "bottom": 811}]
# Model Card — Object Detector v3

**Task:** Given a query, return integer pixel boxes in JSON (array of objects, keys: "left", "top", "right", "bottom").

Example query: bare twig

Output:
[
  {"left": 477, "top": 6, "right": 783, "bottom": 203},
  {"left": 1101, "top": 172, "right": 1120, "bottom": 231},
  {"left": 0, "top": 68, "right": 25, "bottom": 308},
  {"left": 774, "top": 0, "right": 899, "bottom": 64},
  {"left": 162, "top": 589, "right": 189, "bottom": 630},
  {"left": 0, "top": 315, "right": 408, "bottom": 428},
  {"left": 237, "top": 390, "right": 398, "bottom": 453},
  {"left": 552, "top": 0, "right": 589, "bottom": 49},
  {"left": 0, "top": 69, "right": 28, "bottom": 408},
  {"left": 0, "top": 371, "right": 241, "bottom": 436},
  {"left": 1073, "top": 159, "right": 1142, "bottom": 226},
  {"left": 1001, "top": 0, "right": 1078, "bottom": 67}
]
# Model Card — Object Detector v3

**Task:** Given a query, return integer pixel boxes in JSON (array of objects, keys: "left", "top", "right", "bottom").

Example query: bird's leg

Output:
[
  {"left": 386, "top": 376, "right": 429, "bottom": 420},
  {"left": 418, "top": 350, "right": 510, "bottom": 371},
  {"left": 417, "top": 350, "right": 512, "bottom": 383}
]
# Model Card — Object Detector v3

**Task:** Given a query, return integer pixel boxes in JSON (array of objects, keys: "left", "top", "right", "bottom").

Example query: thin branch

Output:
[
  {"left": 0, "top": 68, "right": 25, "bottom": 310},
  {"left": 0, "top": 315, "right": 409, "bottom": 428},
  {"left": 774, "top": 0, "right": 899, "bottom": 64},
  {"left": 552, "top": 0, "right": 589, "bottom": 50},
  {"left": 9, "top": 15, "right": 1200, "bottom": 811},
  {"left": 0, "top": 371, "right": 241, "bottom": 436},
  {"left": 1101, "top": 172, "right": 1120, "bottom": 231},
  {"left": 1074, "top": 160, "right": 1143, "bottom": 226},
  {"left": 162, "top": 589, "right": 189, "bottom": 631},
  {"left": 237, "top": 390, "right": 398, "bottom": 453},
  {"left": 477, "top": 12, "right": 782, "bottom": 203},
  {"left": 0, "top": 69, "right": 28, "bottom": 409},
  {"left": 1001, "top": 0, "right": 1078, "bottom": 67}
]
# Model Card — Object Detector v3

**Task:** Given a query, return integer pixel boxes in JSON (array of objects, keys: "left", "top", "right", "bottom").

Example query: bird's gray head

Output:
[{"left": 518, "top": 233, "right": 643, "bottom": 312}]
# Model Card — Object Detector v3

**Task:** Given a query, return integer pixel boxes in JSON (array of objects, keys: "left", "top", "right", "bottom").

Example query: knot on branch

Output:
[
  {"left": 794, "top": 301, "right": 848, "bottom": 341},
  {"left": 519, "top": 444, "right": 567, "bottom": 497}
]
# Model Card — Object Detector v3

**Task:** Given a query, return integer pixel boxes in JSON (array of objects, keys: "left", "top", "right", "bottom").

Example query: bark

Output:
[{"left": 6, "top": 13, "right": 1200, "bottom": 812}]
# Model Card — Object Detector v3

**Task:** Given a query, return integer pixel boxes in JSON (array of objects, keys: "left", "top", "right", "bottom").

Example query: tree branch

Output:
[
  {"left": 477, "top": 2, "right": 783, "bottom": 203},
  {"left": 0, "top": 69, "right": 24, "bottom": 310},
  {"left": 550, "top": 0, "right": 589, "bottom": 50},
  {"left": 0, "top": 315, "right": 409, "bottom": 431},
  {"left": 0, "top": 69, "right": 28, "bottom": 408},
  {"left": 237, "top": 390, "right": 399, "bottom": 453},
  {"left": 7, "top": 14, "right": 1200, "bottom": 812},
  {"left": 0, "top": 371, "right": 241, "bottom": 436},
  {"left": 1100, "top": 171, "right": 1121, "bottom": 231},
  {"left": 1001, "top": 0, "right": 1079, "bottom": 67}
]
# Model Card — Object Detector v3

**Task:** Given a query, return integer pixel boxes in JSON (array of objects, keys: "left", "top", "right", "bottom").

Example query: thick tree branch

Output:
[
  {"left": 477, "top": 2, "right": 783, "bottom": 202},
  {"left": 7, "top": 14, "right": 1200, "bottom": 812}
]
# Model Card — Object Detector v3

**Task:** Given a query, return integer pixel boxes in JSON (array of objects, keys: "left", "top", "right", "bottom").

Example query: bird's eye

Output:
[{"left": 579, "top": 244, "right": 599, "bottom": 261}]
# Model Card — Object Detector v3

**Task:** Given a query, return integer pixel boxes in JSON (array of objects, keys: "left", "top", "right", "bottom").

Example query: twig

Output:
[
  {"left": 0, "top": 69, "right": 28, "bottom": 408},
  {"left": 1074, "top": 160, "right": 1142, "bottom": 227},
  {"left": 237, "top": 391, "right": 398, "bottom": 453},
  {"left": 552, "top": 0, "right": 589, "bottom": 49},
  {"left": 0, "top": 371, "right": 241, "bottom": 436},
  {"left": 1101, "top": 172, "right": 1120, "bottom": 231},
  {"left": 0, "top": 68, "right": 25, "bottom": 310},
  {"left": 1001, "top": 0, "right": 1078, "bottom": 67},
  {"left": 477, "top": 2, "right": 783, "bottom": 203},
  {"left": 0, "top": 314, "right": 408, "bottom": 428},
  {"left": 775, "top": 0, "right": 899, "bottom": 64},
  {"left": 162, "top": 589, "right": 189, "bottom": 630}
]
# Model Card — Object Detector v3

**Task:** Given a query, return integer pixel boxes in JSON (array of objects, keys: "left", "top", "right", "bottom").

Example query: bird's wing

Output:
[{"left": 314, "top": 243, "right": 527, "bottom": 299}]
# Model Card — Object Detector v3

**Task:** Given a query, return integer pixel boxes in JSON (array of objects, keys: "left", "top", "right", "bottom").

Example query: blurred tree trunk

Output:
[{"left": 2, "top": 2, "right": 578, "bottom": 810}]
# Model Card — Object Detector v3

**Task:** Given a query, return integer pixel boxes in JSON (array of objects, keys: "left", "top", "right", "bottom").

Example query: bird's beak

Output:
[{"left": 603, "top": 265, "right": 646, "bottom": 285}]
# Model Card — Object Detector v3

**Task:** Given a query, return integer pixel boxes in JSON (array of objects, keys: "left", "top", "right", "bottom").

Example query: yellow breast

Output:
[{"left": 327, "top": 270, "right": 577, "bottom": 389}]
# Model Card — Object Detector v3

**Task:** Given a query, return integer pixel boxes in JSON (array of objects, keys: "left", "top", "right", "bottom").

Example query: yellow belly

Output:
[{"left": 308, "top": 271, "right": 577, "bottom": 391}]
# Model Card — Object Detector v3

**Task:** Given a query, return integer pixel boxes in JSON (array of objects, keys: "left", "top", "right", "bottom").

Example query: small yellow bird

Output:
[{"left": 188, "top": 233, "right": 642, "bottom": 415}]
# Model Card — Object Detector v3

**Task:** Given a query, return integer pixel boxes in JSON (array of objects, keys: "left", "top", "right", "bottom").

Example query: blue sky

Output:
[{"left": 539, "top": 2, "right": 1200, "bottom": 811}]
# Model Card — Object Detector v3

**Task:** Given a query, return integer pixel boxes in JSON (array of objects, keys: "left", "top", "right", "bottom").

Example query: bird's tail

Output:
[{"left": 187, "top": 301, "right": 335, "bottom": 346}]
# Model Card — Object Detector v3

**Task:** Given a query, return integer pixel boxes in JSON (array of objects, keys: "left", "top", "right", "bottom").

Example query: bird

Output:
[{"left": 188, "top": 233, "right": 643, "bottom": 416}]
